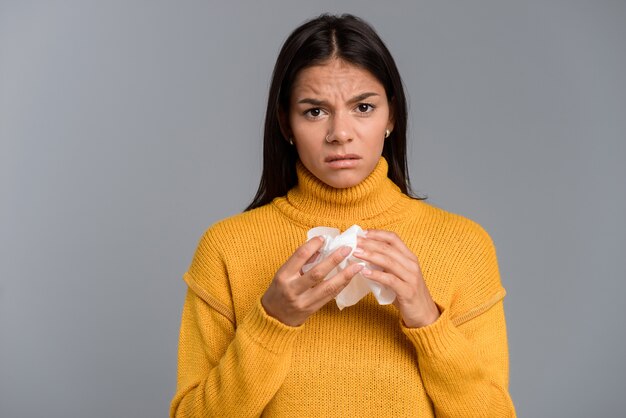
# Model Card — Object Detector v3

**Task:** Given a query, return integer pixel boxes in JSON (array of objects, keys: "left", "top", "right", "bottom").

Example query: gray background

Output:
[{"left": 1, "top": 1, "right": 625, "bottom": 417}]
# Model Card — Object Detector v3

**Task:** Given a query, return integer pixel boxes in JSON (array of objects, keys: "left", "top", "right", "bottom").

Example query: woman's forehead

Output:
[{"left": 291, "top": 59, "right": 385, "bottom": 100}]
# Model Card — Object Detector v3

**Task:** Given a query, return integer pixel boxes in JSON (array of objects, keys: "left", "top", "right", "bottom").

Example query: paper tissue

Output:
[{"left": 302, "top": 224, "right": 396, "bottom": 310}]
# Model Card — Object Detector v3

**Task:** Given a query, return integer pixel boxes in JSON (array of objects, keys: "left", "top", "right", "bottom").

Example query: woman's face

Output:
[{"left": 284, "top": 58, "right": 394, "bottom": 189}]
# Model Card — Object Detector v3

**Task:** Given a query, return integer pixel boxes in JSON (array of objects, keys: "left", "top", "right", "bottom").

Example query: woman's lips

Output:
[{"left": 325, "top": 154, "right": 361, "bottom": 168}]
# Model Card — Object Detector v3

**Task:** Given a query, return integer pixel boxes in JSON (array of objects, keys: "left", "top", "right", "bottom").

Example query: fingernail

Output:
[
  {"left": 340, "top": 246, "right": 351, "bottom": 257},
  {"left": 362, "top": 268, "right": 372, "bottom": 276},
  {"left": 353, "top": 264, "right": 364, "bottom": 273},
  {"left": 353, "top": 247, "right": 364, "bottom": 255}
]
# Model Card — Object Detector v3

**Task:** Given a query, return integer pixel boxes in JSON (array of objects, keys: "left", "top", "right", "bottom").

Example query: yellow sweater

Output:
[{"left": 170, "top": 157, "right": 516, "bottom": 417}]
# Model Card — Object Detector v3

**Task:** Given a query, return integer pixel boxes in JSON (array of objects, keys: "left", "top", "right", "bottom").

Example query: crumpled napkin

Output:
[{"left": 302, "top": 224, "right": 396, "bottom": 310}]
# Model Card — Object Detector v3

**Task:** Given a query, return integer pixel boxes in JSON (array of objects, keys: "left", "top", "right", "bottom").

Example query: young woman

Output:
[{"left": 171, "top": 14, "right": 516, "bottom": 417}]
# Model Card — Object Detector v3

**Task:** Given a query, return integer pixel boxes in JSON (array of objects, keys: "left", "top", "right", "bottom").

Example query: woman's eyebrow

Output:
[
  {"left": 297, "top": 92, "right": 380, "bottom": 106},
  {"left": 297, "top": 98, "right": 326, "bottom": 106},
  {"left": 349, "top": 92, "right": 380, "bottom": 103}
]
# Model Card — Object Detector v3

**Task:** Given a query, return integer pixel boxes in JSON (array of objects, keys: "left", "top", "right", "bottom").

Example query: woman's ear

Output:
[
  {"left": 387, "top": 97, "right": 396, "bottom": 132},
  {"left": 277, "top": 107, "right": 292, "bottom": 141}
]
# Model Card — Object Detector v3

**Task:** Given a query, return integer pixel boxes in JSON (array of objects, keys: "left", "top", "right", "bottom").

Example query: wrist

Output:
[
  {"left": 402, "top": 302, "right": 441, "bottom": 328},
  {"left": 261, "top": 294, "right": 306, "bottom": 327}
]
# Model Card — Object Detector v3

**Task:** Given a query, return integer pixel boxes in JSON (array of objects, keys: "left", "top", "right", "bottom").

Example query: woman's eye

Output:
[
  {"left": 304, "top": 108, "right": 324, "bottom": 118},
  {"left": 356, "top": 103, "right": 375, "bottom": 113}
]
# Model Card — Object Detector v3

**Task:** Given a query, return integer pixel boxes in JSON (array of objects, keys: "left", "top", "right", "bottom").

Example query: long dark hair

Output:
[{"left": 245, "top": 13, "right": 426, "bottom": 211}]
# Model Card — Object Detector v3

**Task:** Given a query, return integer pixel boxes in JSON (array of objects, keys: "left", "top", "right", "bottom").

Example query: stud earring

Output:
[
  {"left": 385, "top": 129, "right": 391, "bottom": 139},
  {"left": 288, "top": 137, "right": 294, "bottom": 145}
]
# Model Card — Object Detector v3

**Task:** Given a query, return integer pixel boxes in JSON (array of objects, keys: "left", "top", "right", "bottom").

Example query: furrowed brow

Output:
[
  {"left": 348, "top": 92, "right": 379, "bottom": 103},
  {"left": 297, "top": 98, "right": 326, "bottom": 106},
  {"left": 297, "top": 92, "right": 380, "bottom": 106}
]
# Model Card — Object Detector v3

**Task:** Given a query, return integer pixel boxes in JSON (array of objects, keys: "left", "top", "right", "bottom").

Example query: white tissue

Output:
[{"left": 302, "top": 224, "right": 396, "bottom": 310}]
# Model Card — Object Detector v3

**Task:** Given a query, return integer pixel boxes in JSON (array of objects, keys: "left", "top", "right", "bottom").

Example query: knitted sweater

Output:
[{"left": 170, "top": 157, "right": 516, "bottom": 417}]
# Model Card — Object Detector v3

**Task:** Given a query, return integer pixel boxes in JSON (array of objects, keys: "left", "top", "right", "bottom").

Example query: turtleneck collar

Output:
[{"left": 272, "top": 157, "right": 414, "bottom": 229}]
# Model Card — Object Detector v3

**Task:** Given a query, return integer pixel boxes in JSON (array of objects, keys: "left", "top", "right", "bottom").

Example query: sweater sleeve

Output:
[
  {"left": 170, "top": 229, "right": 303, "bottom": 418},
  {"left": 400, "top": 222, "right": 516, "bottom": 418}
]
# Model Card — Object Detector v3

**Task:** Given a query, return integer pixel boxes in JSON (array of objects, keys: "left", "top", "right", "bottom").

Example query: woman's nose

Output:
[{"left": 326, "top": 112, "right": 353, "bottom": 143}]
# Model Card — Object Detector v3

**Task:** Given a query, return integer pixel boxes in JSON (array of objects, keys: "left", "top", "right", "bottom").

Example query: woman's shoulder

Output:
[
  {"left": 208, "top": 204, "right": 272, "bottom": 230},
  {"left": 407, "top": 199, "right": 496, "bottom": 248},
  {"left": 407, "top": 200, "right": 506, "bottom": 315},
  {"left": 195, "top": 203, "right": 283, "bottom": 250}
]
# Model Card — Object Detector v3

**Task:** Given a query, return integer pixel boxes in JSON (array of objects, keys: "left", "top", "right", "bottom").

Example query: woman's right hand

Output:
[{"left": 261, "top": 236, "right": 363, "bottom": 326}]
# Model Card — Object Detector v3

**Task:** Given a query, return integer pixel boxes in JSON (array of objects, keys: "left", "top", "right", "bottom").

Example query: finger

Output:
[
  {"left": 352, "top": 243, "right": 415, "bottom": 284},
  {"left": 301, "top": 251, "right": 321, "bottom": 272},
  {"left": 293, "top": 245, "right": 352, "bottom": 293},
  {"left": 361, "top": 266, "right": 409, "bottom": 297},
  {"left": 306, "top": 262, "right": 364, "bottom": 311},
  {"left": 356, "top": 237, "right": 407, "bottom": 268},
  {"left": 362, "top": 229, "right": 417, "bottom": 262},
  {"left": 277, "top": 236, "right": 326, "bottom": 278}
]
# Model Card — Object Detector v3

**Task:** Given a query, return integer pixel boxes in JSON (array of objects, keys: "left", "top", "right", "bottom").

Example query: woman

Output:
[{"left": 171, "top": 13, "right": 516, "bottom": 417}]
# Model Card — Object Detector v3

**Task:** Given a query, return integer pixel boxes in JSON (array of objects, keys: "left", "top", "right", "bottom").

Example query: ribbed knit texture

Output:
[{"left": 170, "top": 157, "right": 516, "bottom": 417}]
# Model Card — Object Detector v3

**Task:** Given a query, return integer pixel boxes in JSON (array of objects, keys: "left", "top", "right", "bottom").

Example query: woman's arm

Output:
[
  {"left": 170, "top": 288, "right": 301, "bottom": 418},
  {"left": 401, "top": 298, "right": 516, "bottom": 417},
  {"left": 355, "top": 226, "right": 516, "bottom": 417},
  {"left": 170, "top": 229, "right": 363, "bottom": 417}
]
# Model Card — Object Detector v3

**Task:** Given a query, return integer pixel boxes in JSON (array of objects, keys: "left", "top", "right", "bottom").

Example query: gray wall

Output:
[{"left": 1, "top": 1, "right": 625, "bottom": 417}]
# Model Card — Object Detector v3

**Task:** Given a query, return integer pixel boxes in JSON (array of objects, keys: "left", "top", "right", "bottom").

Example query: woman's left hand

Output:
[{"left": 353, "top": 229, "right": 440, "bottom": 328}]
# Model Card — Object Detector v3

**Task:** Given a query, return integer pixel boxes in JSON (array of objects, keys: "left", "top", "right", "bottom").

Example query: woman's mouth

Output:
[{"left": 324, "top": 154, "right": 362, "bottom": 168}]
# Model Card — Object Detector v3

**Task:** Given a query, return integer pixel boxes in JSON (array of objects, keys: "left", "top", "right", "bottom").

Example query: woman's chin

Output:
[{"left": 321, "top": 171, "right": 365, "bottom": 189}]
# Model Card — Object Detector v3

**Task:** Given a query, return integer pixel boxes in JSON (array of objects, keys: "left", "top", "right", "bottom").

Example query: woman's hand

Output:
[
  {"left": 353, "top": 230, "right": 440, "bottom": 328},
  {"left": 261, "top": 236, "right": 364, "bottom": 327}
]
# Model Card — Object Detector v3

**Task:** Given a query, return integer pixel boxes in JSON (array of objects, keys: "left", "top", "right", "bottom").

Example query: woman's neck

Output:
[{"left": 272, "top": 157, "right": 412, "bottom": 229}]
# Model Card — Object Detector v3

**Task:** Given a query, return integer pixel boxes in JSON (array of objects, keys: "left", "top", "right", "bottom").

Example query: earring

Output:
[
  {"left": 385, "top": 129, "right": 391, "bottom": 139},
  {"left": 288, "top": 137, "right": 294, "bottom": 145}
]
